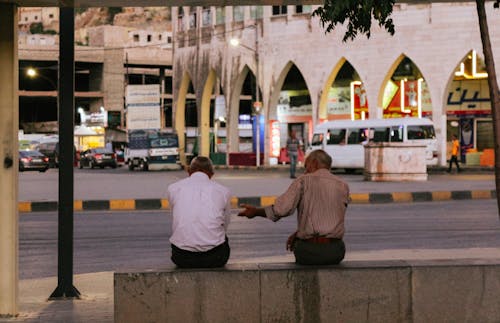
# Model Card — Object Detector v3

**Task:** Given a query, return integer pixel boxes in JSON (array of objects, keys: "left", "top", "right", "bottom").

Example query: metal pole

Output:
[
  {"left": 50, "top": 7, "right": 80, "bottom": 299},
  {"left": 255, "top": 23, "right": 260, "bottom": 167},
  {"left": 0, "top": 3, "right": 19, "bottom": 316}
]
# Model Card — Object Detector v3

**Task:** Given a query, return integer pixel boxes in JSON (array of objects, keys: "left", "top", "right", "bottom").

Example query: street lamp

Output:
[
  {"left": 230, "top": 23, "right": 261, "bottom": 167},
  {"left": 26, "top": 67, "right": 57, "bottom": 90}
]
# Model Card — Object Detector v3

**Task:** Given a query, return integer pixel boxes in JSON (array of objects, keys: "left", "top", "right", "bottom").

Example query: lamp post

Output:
[
  {"left": 26, "top": 67, "right": 57, "bottom": 90},
  {"left": 230, "top": 23, "right": 261, "bottom": 167}
]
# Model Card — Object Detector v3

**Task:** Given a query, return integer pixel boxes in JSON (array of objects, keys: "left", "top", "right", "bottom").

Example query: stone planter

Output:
[{"left": 364, "top": 142, "right": 427, "bottom": 181}]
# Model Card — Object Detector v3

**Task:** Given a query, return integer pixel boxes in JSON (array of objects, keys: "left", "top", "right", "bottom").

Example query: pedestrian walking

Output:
[
  {"left": 447, "top": 134, "right": 461, "bottom": 173},
  {"left": 286, "top": 130, "right": 302, "bottom": 179}
]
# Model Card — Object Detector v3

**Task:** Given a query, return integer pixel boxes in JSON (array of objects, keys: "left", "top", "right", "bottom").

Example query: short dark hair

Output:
[{"left": 189, "top": 156, "right": 214, "bottom": 174}]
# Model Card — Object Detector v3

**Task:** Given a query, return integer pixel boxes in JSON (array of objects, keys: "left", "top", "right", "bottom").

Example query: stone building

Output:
[
  {"left": 19, "top": 24, "right": 173, "bottom": 145},
  {"left": 172, "top": 2, "right": 500, "bottom": 166}
]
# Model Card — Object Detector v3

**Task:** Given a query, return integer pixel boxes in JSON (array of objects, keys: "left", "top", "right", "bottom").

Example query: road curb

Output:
[{"left": 18, "top": 189, "right": 497, "bottom": 212}]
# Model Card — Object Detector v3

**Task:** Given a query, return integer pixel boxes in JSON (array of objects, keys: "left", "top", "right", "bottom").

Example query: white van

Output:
[{"left": 307, "top": 117, "right": 438, "bottom": 172}]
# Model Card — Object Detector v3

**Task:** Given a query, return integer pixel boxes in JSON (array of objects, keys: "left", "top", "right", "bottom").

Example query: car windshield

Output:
[
  {"left": 20, "top": 150, "right": 44, "bottom": 157},
  {"left": 149, "top": 134, "right": 179, "bottom": 148},
  {"left": 94, "top": 148, "right": 113, "bottom": 154}
]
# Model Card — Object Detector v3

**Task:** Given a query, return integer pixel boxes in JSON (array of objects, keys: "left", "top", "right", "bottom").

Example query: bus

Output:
[{"left": 307, "top": 117, "right": 438, "bottom": 172}]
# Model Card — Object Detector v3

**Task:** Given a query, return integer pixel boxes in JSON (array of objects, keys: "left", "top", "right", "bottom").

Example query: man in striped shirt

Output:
[{"left": 238, "top": 149, "right": 350, "bottom": 265}]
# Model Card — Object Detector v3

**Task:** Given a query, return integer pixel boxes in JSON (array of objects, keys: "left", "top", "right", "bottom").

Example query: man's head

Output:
[
  {"left": 304, "top": 149, "right": 332, "bottom": 173},
  {"left": 452, "top": 134, "right": 458, "bottom": 140},
  {"left": 188, "top": 156, "right": 214, "bottom": 178}
]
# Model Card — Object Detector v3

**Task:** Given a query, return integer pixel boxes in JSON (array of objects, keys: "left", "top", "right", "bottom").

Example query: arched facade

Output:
[{"left": 172, "top": 3, "right": 500, "bottom": 166}]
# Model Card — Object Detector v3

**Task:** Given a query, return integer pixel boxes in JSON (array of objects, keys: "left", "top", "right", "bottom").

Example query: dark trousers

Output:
[
  {"left": 171, "top": 238, "right": 230, "bottom": 268},
  {"left": 448, "top": 155, "right": 460, "bottom": 171},
  {"left": 293, "top": 238, "right": 345, "bottom": 265}
]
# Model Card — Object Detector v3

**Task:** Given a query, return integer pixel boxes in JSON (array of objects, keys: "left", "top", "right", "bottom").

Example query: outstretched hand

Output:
[{"left": 237, "top": 204, "right": 258, "bottom": 218}]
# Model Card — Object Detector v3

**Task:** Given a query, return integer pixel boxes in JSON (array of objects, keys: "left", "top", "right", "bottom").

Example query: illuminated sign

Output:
[{"left": 269, "top": 120, "right": 280, "bottom": 158}]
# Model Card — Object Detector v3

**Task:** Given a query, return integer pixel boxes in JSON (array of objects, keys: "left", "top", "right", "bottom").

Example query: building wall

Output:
[{"left": 172, "top": 2, "right": 500, "bottom": 166}]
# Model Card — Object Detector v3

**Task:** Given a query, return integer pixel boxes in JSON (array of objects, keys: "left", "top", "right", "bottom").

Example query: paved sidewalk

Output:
[{"left": 3, "top": 248, "right": 500, "bottom": 323}]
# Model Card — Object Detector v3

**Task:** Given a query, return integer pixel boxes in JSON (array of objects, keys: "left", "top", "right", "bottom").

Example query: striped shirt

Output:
[{"left": 264, "top": 168, "right": 350, "bottom": 239}]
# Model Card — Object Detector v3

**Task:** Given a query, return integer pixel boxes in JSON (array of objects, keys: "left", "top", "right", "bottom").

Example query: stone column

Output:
[{"left": 0, "top": 3, "right": 19, "bottom": 316}]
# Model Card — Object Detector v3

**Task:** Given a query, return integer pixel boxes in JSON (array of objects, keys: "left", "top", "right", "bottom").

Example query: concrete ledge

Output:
[
  {"left": 114, "top": 259, "right": 500, "bottom": 323},
  {"left": 19, "top": 189, "right": 496, "bottom": 212}
]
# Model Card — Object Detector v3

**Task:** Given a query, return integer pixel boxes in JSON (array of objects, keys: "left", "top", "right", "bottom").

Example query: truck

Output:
[{"left": 125, "top": 129, "right": 181, "bottom": 171}]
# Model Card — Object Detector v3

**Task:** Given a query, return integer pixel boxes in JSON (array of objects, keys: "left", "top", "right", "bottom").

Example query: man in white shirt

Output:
[{"left": 167, "top": 156, "right": 232, "bottom": 268}]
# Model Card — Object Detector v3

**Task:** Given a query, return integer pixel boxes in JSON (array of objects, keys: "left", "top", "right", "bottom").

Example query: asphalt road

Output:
[
  {"left": 18, "top": 167, "right": 496, "bottom": 201},
  {"left": 19, "top": 199, "right": 500, "bottom": 280}
]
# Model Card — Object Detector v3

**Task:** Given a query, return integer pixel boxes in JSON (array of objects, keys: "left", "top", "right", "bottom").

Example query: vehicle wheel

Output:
[
  {"left": 345, "top": 168, "right": 357, "bottom": 174},
  {"left": 111, "top": 164, "right": 117, "bottom": 169},
  {"left": 39, "top": 168, "right": 47, "bottom": 173},
  {"left": 128, "top": 163, "right": 134, "bottom": 171},
  {"left": 100, "top": 165, "right": 104, "bottom": 169},
  {"left": 90, "top": 161, "right": 95, "bottom": 169},
  {"left": 78, "top": 161, "right": 83, "bottom": 169},
  {"left": 142, "top": 162, "right": 149, "bottom": 171}
]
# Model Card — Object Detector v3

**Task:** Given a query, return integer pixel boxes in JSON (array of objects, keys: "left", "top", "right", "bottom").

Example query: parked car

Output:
[
  {"left": 19, "top": 150, "right": 49, "bottom": 172},
  {"left": 78, "top": 148, "right": 117, "bottom": 169},
  {"left": 36, "top": 141, "right": 59, "bottom": 168}
]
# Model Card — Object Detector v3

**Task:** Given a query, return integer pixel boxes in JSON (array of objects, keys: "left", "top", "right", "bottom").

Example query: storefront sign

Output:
[{"left": 269, "top": 120, "right": 280, "bottom": 157}]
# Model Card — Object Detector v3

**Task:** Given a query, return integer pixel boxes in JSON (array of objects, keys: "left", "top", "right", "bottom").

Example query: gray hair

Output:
[
  {"left": 307, "top": 149, "right": 332, "bottom": 169},
  {"left": 189, "top": 156, "right": 214, "bottom": 174}
]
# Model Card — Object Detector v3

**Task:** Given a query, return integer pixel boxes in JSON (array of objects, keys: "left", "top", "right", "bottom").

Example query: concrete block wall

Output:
[{"left": 114, "top": 259, "right": 500, "bottom": 323}]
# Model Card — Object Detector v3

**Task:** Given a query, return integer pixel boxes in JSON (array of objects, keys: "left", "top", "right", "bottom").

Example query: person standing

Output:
[
  {"left": 166, "top": 156, "right": 232, "bottom": 268},
  {"left": 447, "top": 134, "right": 461, "bottom": 173},
  {"left": 286, "top": 130, "right": 302, "bottom": 179},
  {"left": 238, "top": 149, "right": 350, "bottom": 265}
]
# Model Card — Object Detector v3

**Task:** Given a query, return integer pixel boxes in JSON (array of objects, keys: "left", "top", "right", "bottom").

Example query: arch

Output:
[
  {"left": 175, "top": 71, "right": 193, "bottom": 165},
  {"left": 318, "top": 57, "right": 347, "bottom": 121},
  {"left": 379, "top": 54, "right": 431, "bottom": 119},
  {"left": 269, "top": 61, "right": 312, "bottom": 158},
  {"left": 319, "top": 58, "right": 367, "bottom": 121},
  {"left": 228, "top": 65, "right": 261, "bottom": 153},
  {"left": 443, "top": 49, "right": 492, "bottom": 156},
  {"left": 199, "top": 69, "right": 217, "bottom": 157}
]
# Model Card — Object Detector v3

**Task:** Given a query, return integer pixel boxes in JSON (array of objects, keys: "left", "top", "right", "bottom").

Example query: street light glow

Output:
[
  {"left": 26, "top": 67, "right": 37, "bottom": 77},
  {"left": 229, "top": 38, "right": 240, "bottom": 47}
]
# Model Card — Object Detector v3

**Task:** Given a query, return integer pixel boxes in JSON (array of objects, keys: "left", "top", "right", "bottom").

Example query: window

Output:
[
  {"left": 49, "top": 14, "right": 54, "bottom": 19},
  {"left": 371, "top": 127, "right": 390, "bottom": 143},
  {"left": 34, "top": 15, "right": 38, "bottom": 20},
  {"left": 390, "top": 126, "right": 403, "bottom": 142},
  {"left": 407, "top": 125, "right": 436, "bottom": 140},
  {"left": 295, "top": 5, "right": 312, "bottom": 14},
  {"left": 158, "top": 34, "right": 162, "bottom": 41},
  {"left": 326, "top": 129, "right": 346, "bottom": 145},
  {"left": 215, "top": 7, "right": 225, "bottom": 25},
  {"left": 233, "top": 6, "right": 245, "bottom": 22},
  {"left": 202, "top": 7, "right": 212, "bottom": 26},
  {"left": 347, "top": 128, "right": 368, "bottom": 145},
  {"left": 250, "top": 6, "right": 263, "bottom": 19},
  {"left": 177, "top": 8, "right": 184, "bottom": 31},
  {"left": 477, "top": 120, "right": 494, "bottom": 150},
  {"left": 133, "top": 34, "right": 139, "bottom": 42},
  {"left": 189, "top": 12, "right": 197, "bottom": 29},
  {"left": 147, "top": 34, "right": 152, "bottom": 42},
  {"left": 272, "top": 6, "right": 287, "bottom": 16},
  {"left": 311, "top": 133, "right": 323, "bottom": 146},
  {"left": 167, "top": 36, "right": 172, "bottom": 43}
]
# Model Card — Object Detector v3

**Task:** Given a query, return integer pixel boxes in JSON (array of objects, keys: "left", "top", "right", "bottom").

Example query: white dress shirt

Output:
[{"left": 167, "top": 172, "right": 231, "bottom": 252}]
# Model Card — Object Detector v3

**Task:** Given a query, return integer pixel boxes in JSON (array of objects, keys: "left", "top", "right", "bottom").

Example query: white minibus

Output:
[{"left": 307, "top": 117, "right": 438, "bottom": 172}]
